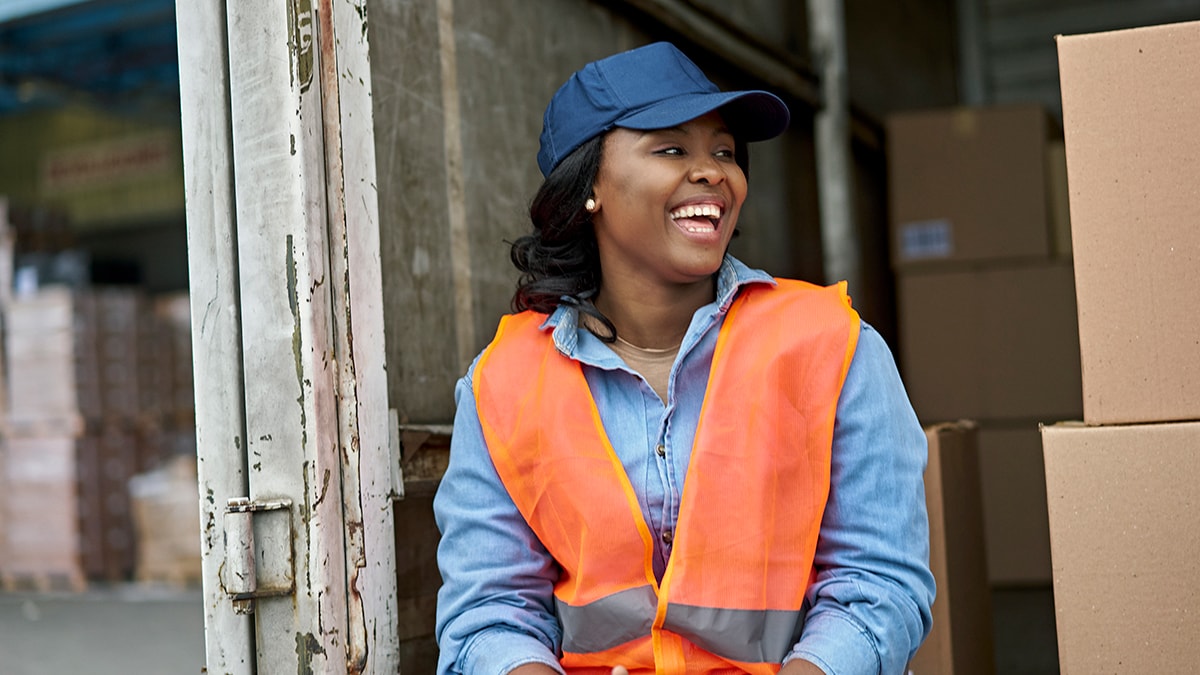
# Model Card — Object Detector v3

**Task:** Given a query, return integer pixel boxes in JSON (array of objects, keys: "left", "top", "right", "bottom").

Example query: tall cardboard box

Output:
[
  {"left": 887, "top": 105, "right": 1060, "bottom": 268},
  {"left": 1057, "top": 20, "right": 1200, "bottom": 424},
  {"left": 898, "top": 261, "right": 1082, "bottom": 424},
  {"left": 1041, "top": 422, "right": 1200, "bottom": 674},
  {"left": 909, "top": 422, "right": 994, "bottom": 675}
]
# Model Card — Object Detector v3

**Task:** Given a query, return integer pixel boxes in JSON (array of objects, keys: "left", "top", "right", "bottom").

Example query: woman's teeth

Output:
[{"left": 670, "top": 204, "right": 723, "bottom": 232}]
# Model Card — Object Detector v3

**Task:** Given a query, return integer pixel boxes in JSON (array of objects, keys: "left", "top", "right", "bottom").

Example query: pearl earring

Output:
[{"left": 585, "top": 198, "right": 597, "bottom": 213}]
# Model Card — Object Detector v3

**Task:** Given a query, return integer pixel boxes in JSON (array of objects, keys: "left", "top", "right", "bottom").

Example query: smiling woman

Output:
[{"left": 433, "top": 42, "right": 935, "bottom": 675}]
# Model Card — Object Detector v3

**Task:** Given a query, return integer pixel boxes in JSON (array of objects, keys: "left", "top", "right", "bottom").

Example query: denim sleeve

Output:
[
  {"left": 433, "top": 367, "right": 566, "bottom": 675},
  {"left": 787, "top": 322, "right": 936, "bottom": 675}
]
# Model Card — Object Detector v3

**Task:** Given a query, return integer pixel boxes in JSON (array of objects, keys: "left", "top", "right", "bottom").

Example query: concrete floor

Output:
[
  {"left": 0, "top": 584, "right": 1058, "bottom": 674},
  {"left": 0, "top": 583, "right": 205, "bottom": 675}
]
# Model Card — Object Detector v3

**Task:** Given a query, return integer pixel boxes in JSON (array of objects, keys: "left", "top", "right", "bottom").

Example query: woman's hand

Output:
[{"left": 611, "top": 667, "right": 629, "bottom": 675}]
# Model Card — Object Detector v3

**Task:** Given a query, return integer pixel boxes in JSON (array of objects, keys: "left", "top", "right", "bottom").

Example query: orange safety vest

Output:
[{"left": 474, "top": 280, "right": 860, "bottom": 674}]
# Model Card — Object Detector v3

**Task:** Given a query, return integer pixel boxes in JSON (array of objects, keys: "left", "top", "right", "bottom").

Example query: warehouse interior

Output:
[{"left": 2, "top": 0, "right": 1199, "bottom": 673}]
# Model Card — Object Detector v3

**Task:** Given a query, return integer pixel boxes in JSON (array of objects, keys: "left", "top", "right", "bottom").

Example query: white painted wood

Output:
[
  {"left": 175, "top": 0, "right": 254, "bottom": 671},
  {"left": 223, "top": 0, "right": 349, "bottom": 670},
  {"left": 182, "top": 0, "right": 398, "bottom": 671},
  {"left": 317, "top": 0, "right": 401, "bottom": 671}
]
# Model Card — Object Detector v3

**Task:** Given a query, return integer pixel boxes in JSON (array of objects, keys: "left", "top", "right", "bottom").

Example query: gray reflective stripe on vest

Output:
[
  {"left": 557, "top": 585, "right": 658, "bottom": 653},
  {"left": 558, "top": 589, "right": 805, "bottom": 664},
  {"left": 666, "top": 603, "right": 805, "bottom": 664}
]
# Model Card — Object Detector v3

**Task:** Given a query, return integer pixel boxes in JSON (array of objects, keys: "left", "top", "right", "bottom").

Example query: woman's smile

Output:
[{"left": 669, "top": 200, "right": 725, "bottom": 235}]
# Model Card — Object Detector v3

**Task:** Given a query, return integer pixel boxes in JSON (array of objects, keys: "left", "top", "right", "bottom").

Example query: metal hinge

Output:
[{"left": 223, "top": 497, "right": 295, "bottom": 615}]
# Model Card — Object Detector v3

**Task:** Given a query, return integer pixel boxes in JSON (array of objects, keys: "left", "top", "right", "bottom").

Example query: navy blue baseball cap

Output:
[{"left": 537, "top": 42, "right": 791, "bottom": 177}]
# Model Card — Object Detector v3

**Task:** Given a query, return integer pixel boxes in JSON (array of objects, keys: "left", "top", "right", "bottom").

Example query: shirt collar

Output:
[{"left": 543, "top": 254, "right": 776, "bottom": 359}]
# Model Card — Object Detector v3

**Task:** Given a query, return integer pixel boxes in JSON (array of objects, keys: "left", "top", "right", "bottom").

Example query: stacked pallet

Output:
[
  {"left": 129, "top": 293, "right": 200, "bottom": 587},
  {"left": 2, "top": 288, "right": 92, "bottom": 590},
  {"left": 0, "top": 286, "right": 197, "bottom": 590},
  {"left": 128, "top": 453, "right": 201, "bottom": 586}
]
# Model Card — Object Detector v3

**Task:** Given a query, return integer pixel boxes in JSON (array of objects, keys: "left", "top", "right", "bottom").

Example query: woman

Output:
[{"left": 434, "top": 42, "right": 934, "bottom": 675}]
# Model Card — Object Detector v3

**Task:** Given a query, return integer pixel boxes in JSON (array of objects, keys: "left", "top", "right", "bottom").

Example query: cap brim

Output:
[{"left": 615, "top": 90, "right": 790, "bottom": 142}]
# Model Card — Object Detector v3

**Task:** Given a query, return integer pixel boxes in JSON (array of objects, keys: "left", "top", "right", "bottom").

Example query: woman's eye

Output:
[
  {"left": 715, "top": 149, "right": 735, "bottom": 159},
  {"left": 656, "top": 146, "right": 685, "bottom": 156}
]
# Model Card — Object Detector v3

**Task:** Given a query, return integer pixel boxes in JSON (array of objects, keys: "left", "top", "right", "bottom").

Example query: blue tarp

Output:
[
  {"left": 0, "top": 0, "right": 94, "bottom": 25},
  {"left": 0, "top": 0, "right": 177, "bottom": 116}
]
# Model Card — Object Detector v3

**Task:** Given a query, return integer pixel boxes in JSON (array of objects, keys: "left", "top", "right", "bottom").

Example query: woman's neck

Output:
[{"left": 594, "top": 275, "right": 715, "bottom": 350}]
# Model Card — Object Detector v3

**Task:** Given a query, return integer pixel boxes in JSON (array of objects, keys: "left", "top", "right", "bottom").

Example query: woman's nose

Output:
[{"left": 689, "top": 155, "right": 725, "bottom": 184}]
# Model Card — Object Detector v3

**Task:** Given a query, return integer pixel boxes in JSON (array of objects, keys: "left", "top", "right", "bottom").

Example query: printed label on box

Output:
[{"left": 900, "top": 219, "right": 954, "bottom": 260}]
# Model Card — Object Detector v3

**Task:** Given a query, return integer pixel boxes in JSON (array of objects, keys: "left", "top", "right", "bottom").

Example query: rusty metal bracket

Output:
[{"left": 223, "top": 497, "right": 295, "bottom": 615}]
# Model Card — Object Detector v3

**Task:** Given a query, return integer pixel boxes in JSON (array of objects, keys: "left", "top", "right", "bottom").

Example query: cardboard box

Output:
[
  {"left": 977, "top": 426, "right": 1051, "bottom": 585},
  {"left": 909, "top": 422, "right": 994, "bottom": 675},
  {"left": 898, "top": 261, "right": 1083, "bottom": 423},
  {"left": 887, "top": 105, "right": 1059, "bottom": 267},
  {"left": 129, "top": 454, "right": 201, "bottom": 585},
  {"left": 1041, "top": 422, "right": 1200, "bottom": 674},
  {"left": 4, "top": 288, "right": 95, "bottom": 424},
  {"left": 1, "top": 426, "right": 149, "bottom": 584},
  {"left": 0, "top": 434, "right": 85, "bottom": 583},
  {"left": 3, "top": 287, "right": 176, "bottom": 431},
  {"left": 1057, "top": 20, "right": 1200, "bottom": 424}
]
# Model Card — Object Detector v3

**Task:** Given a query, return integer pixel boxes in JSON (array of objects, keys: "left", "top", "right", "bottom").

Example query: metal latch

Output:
[{"left": 224, "top": 497, "right": 295, "bottom": 615}]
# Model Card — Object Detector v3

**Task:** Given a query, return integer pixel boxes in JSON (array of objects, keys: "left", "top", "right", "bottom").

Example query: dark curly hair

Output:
[
  {"left": 509, "top": 135, "right": 615, "bottom": 335},
  {"left": 509, "top": 127, "right": 750, "bottom": 341}
]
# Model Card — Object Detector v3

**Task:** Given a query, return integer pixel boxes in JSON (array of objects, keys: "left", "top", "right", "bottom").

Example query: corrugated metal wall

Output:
[{"left": 978, "top": 0, "right": 1200, "bottom": 119}]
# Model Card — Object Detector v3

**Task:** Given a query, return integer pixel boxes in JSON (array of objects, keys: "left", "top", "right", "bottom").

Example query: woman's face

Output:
[{"left": 590, "top": 111, "right": 748, "bottom": 292}]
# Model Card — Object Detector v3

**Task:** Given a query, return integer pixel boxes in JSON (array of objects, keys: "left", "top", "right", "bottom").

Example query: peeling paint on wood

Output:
[
  {"left": 288, "top": 0, "right": 316, "bottom": 94},
  {"left": 286, "top": 234, "right": 309, "bottom": 451},
  {"left": 295, "top": 631, "right": 326, "bottom": 675}
]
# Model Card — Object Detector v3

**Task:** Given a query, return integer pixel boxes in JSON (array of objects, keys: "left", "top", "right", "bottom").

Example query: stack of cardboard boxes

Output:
[
  {"left": 1042, "top": 20, "right": 1200, "bottom": 673},
  {"left": 128, "top": 293, "right": 200, "bottom": 586},
  {"left": 0, "top": 286, "right": 197, "bottom": 589},
  {"left": 128, "top": 452, "right": 201, "bottom": 586},
  {"left": 2, "top": 288, "right": 102, "bottom": 590},
  {"left": 887, "top": 102, "right": 1078, "bottom": 593}
]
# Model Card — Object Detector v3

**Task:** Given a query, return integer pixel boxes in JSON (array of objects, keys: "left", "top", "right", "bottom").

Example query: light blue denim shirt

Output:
[{"left": 434, "top": 256, "right": 935, "bottom": 675}]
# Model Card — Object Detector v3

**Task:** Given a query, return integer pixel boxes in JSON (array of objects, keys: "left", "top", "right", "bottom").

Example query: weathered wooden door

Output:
[{"left": 176, "top": 0, "right": 400, "bottom": 672}]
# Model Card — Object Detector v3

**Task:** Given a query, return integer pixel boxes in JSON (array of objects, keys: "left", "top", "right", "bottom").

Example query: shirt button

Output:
[
  {"left": 661, "top": 529, "right": 674, "bottom": 545},
  {"left": 655, "top": 444, "right": 666, "bottom": 458}
]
